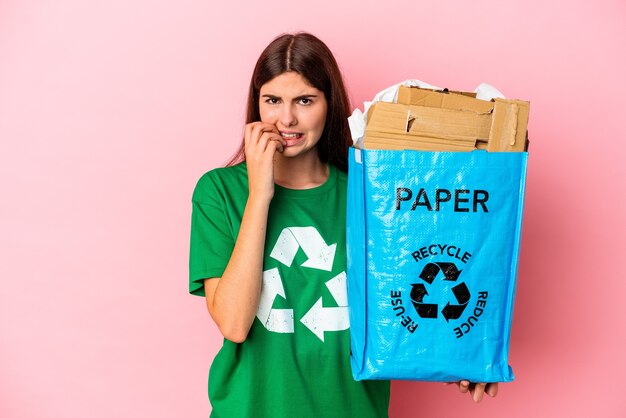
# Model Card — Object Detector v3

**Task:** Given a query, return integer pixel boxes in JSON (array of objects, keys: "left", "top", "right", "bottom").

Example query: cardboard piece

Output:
[{"left": 362, "top": 86, "right": 529, "bottom": 152}]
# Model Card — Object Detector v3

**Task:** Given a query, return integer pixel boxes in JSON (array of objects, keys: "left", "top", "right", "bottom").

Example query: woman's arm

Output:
[{"left": 203, "top": 122, "right": 285, "bottom": 343}]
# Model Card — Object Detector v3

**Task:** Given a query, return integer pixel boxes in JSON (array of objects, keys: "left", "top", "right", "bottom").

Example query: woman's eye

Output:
[
  {"left": 266, "top": 98, "right": 280, "bottom": 104},
  {"left": 299, "top": 98, "right": 312, "bottom": 105}
]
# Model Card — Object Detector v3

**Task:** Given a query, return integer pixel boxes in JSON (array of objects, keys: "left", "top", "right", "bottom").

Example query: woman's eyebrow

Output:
[{"left": 261, "top": 94, "right": 318, "bottom": 99}]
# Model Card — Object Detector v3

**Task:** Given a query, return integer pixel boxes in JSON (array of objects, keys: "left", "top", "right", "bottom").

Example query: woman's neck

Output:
[{"left": 273, "top": 152, "right": 329, "bottom": 190}]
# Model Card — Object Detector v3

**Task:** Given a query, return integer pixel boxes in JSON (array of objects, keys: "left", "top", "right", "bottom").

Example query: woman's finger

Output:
[
  {"left": 265, "top": 138, "right": 284, "bottom": 155},
  {"left": 244, "top": 122, "right": 255, "bottom": 148},
  {"left": 271, "top": 138, "right": 284, "bottom": 153},
  {"left": 248, "top": 124, "right": 281, "bottom": 151},
  {"left": 259, "top": 131, "right": 285, "bottom": 151},
  {"left": 251, "top": 123, "right": 279, "bottom": 143},
  {"left": 259, "top": 122, "right": 280, "bottom": 135},
  {"left": 245, "top": 124, "right": 269, "bottom": 158},
  {"left": 486, "top": 382, "right": 499, "bottom": 398},
  {"left": 458, "top": 380, "right": 470, "bottom": 393},
  {"left": 470, "top": 383, "right": 487, "bottom": 403},
  {"left": 244, "top": 121, "right": 267, "bottom": 148},
  {"left": 250, "top": 123, "right": 267, "bottom": 147}
]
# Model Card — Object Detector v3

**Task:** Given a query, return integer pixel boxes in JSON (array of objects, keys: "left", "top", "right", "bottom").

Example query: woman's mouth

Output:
[{"left": 280, "top": 132, "right": 304, "bottom": 146}]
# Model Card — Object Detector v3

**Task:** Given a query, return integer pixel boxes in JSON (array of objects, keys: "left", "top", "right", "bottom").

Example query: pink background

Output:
[{"left": 1, "top": 0, "right": 624, "bottom": 417}]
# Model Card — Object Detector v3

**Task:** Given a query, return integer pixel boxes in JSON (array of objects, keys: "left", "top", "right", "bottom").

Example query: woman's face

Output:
[{"left": 259, "top": 71, "right": 327, "bottom": 159}]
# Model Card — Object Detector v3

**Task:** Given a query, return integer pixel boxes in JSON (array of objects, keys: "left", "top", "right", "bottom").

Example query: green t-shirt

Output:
[{"left": 189, "top": 162, "right": 390, "bottom": 418}]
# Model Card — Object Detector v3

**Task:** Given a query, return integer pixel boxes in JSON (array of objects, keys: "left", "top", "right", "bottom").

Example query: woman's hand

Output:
[
  {"left": 446, "top": 381, "right": 499, "bottom": 402},
  {"left": 243, "top": 122, "right": 285, "bottom": 201},
  {"left": 202, "top": 122, "right": 286, "bottom": 343}
]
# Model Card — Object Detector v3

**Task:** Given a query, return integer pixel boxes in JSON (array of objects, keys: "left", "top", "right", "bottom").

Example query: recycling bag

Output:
[{"left": 346, "top": 147, "right": 527, "bottom": 382}]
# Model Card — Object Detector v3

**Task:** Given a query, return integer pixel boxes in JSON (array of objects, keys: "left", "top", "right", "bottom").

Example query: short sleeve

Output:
[{"left": 189, "top": 174, "right": 236, "bottom": 297}]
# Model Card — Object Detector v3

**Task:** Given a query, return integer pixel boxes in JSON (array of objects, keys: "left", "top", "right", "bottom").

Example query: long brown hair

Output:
[{"left": 226, "top": 32, "right": 351, "bottom": 172}]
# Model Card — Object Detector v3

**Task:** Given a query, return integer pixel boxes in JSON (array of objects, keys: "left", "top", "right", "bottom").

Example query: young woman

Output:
[{"left": 189, "top": 32, "right": 496, "bottom": 418}]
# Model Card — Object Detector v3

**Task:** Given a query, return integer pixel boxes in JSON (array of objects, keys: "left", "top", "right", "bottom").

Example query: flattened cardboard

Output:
[
  {"left": 397, "top": 86, "right": 494, "bottom": 114},
  {"left": 362, "top": 85, "right": 530, "bottom": 152},
  {"left": 365, "top": 101, "right": 491, "bottom": 151},
  {"left": 487, "top": 98, "right": 530, "bottom": 152}
]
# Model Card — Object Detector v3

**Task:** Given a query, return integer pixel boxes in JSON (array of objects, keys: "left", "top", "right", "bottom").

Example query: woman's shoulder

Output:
[{"left": 192, "top": 163, "right": 248, "bottom": 204}]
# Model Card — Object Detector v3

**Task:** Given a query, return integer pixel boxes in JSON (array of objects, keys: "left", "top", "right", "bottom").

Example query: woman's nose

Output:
[{"left": 279, "top": 105, "right": 297, "bottom": 127}]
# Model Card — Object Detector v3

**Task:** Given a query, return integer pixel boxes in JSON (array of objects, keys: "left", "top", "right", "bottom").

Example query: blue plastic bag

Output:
[{"left": 346, "top": 147, "right": 527, "bottom": 382}]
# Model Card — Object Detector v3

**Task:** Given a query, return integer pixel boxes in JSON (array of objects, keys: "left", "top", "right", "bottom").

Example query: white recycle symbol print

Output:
[{"left": 255, "top": 226, "right": 349, "bottom": 342}]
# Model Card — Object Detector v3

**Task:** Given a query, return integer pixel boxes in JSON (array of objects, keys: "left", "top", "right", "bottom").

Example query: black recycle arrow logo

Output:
[
  {"left": 441, "top": 282, "right": 470, "bottom": 321},
  {"left": 410, "top": 262, "right": 470, "bottom": 322},
  {"left": 409, "top": 283, "right": 438, "bottom": 318},
  {"left": 419, "top": 262, "right": 462, "bottom": 284}
]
